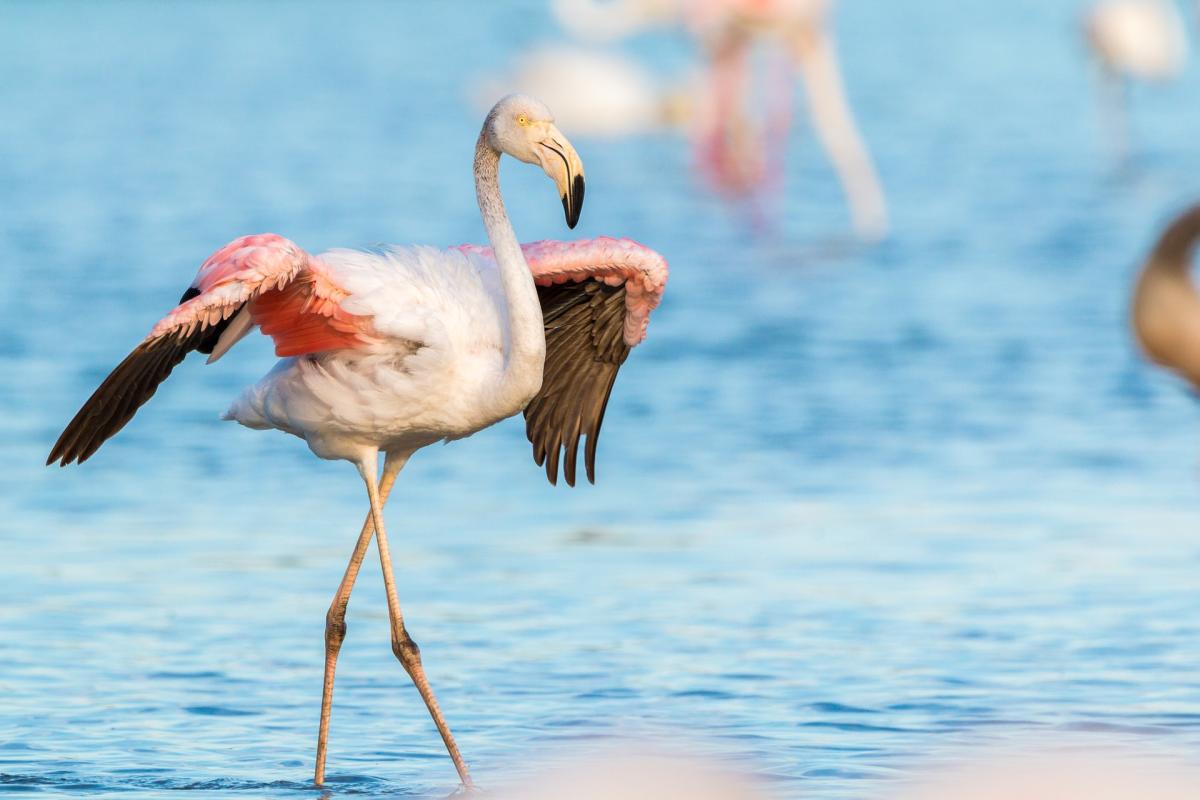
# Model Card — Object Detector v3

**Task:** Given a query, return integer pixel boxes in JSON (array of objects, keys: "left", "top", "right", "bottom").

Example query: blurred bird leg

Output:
[
  {"left": 1083, "top": 0, "right": 1189, "bottom": 159},
  {"left": 694, "top": 28, "right": 769, "bottom": 196},
  {"left": 790, "top": 20, "right": 888, "bottom": 240},
  {"left": 761, "top": 41, "right": 797, "bottom": 217},
  {"left": 1098, "top": 67, "right": 1131, "bottom": 165},
  {"left": 1085, "top": 0, "right": 1188, "bottom": 81}
]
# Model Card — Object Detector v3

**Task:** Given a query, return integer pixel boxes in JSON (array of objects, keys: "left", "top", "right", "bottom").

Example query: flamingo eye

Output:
[{"left": 517, "top": 114, "right": 529, "bottom": 126}]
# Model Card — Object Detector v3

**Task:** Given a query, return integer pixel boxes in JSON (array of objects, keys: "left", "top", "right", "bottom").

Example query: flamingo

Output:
[
  {"left": 1131, "top": 203, "right": 1200, "bottom": 391},
  {"left": 1083, "top": 0, "right": 1190, "bottom": 159},
  {"left": 45, "top": 94, "right": 668, "bottom": 789},
  {"left": 689, "top": 0, "right": 887, "bottom": 238},
  {"left": 554, "top": 0, "right": 888, "bottom": 239}
]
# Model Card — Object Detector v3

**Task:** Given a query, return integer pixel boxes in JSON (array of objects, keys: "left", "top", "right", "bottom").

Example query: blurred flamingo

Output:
[
  {"left": 554, "top": 0, "right": 888, "bottom": 239},
  {"left": 1084, "top": 0, "right": 1189, "bottom": 159},
  {"left": 473, "top": 45, "right": 686, "bottom": 136},
  {"left": 690, "top": 0, "right": 887, "bottom": 238},
  {"left": 46, "top": 94, "right": 668, "bottom": 789},
  {"left": 1132, "top": 203, "right": 1200, "bottom": 391}
]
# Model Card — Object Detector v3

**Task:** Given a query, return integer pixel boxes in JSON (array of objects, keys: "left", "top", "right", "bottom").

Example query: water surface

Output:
[{"left": 3, "top": 1, "right": 1200, "bottom": 797}]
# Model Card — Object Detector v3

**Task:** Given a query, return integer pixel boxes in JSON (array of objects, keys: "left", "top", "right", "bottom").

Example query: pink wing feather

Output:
[
  {"left": 523, "top": 237, "right": 668, "bottom": 346},
  {"left": 48, "top": 234, "right": 373, "bottom": 466},
  {"left": 150, "top": 234, "right": 372, "bottom": 357},
  {"left": 458, "top": 236, "right": 669, "bottom": 346},
  {"left": 146, "top": 234, "right": 309, "bottom": 341}
]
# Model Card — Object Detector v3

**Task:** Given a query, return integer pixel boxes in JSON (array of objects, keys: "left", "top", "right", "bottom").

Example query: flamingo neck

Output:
[
  {"left": 474, "top": 132, "right": 546, "bottom": 409},
  {"left": 1150, "top": 205, "right": 1200, "bottom": 275}
]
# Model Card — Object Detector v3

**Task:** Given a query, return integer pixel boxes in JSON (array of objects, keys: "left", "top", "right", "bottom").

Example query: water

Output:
[{"left": 3, "top": 0, "right": 1200, "bottom": 797}]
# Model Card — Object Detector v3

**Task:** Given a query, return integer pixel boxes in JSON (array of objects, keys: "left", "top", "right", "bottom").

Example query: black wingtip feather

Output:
[
  {"left": 525, "top": 280, "right": 631, "bottom": 487},
  {"left": 47, "top": 326, "right": 207, "bottom": 467}
]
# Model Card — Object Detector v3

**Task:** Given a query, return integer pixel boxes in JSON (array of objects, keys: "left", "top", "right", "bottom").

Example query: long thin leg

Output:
[
  {"left": 1099, "top": 71, "right": 1130, "bottom": 167},
  {"left": 358, "top": 455, "right": 474, "bottom": 789},
  {"left": 792, "top": 23, "right": 888, "bottom": 241},
  {"left": 314, "top": 452, "right": 408, "bottom": 786}
]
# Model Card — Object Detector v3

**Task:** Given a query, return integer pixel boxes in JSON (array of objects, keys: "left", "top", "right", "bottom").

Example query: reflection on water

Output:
[{"left": 2, "top": 1, "right": 1200, "bottom": 798}]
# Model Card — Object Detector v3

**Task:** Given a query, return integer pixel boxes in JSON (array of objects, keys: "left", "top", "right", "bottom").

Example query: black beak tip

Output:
[
  {"left": 563, "top": 174, "right": 585, "bottom": 229},
  {"left": 562, "top": 195, "right": 575, "bottom": 229}
]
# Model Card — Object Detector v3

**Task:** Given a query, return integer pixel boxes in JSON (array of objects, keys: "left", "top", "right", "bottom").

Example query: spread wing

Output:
[
  {"left": 520, "top": 237, "right": 669, "bottom": 486},
  {"left": 527, "top": 280, "right": 630, "bottom": 486},
  {"left": 47, "top": 234, "right": 372, "bottom": 466}
]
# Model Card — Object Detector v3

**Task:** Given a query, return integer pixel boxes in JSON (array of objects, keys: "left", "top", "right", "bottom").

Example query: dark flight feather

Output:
[
  {"left": 525, "top": 280, "right": 630, "bottom": 486},
  {"left": 46, "top": 292, "right": 244, "bottom": 466}
]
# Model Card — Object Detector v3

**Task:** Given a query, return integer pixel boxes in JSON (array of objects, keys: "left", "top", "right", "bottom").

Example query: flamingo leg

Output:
[
  {"left": 358, "top": 453, "right": 474, "bottom": 789},
  {"left": 314, "top": 452, "right": 408, "bottom": 786},
  {"left": 700, "top": 37, "right": 756, "bottom": 196},
  {"left": 791, "top": 23, "right": 888, "bottom": 240},
  {"left": 1100, "top": 71, "right": 1131, "bottom": 166}
]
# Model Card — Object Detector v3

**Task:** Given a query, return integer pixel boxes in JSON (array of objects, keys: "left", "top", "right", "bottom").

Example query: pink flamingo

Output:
[
  {"left": 46, "top": 94, "right": 667, "bottom": 789},
  {"left": 689, "top": 0, "right": 888, "bottom": 238},
  {"left": 553, "top": 0, "right": 886, "bottom": 237}
]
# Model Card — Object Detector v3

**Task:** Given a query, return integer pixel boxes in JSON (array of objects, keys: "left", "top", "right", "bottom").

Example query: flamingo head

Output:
[{"left": 484, "top": 94, "right": 586, "bottom": 228}]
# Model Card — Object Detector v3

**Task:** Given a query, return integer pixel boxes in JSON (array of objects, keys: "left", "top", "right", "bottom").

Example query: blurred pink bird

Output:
[
  {"left": 689, "top": 0, "right": 887, "bottom": 238},
  {"left": 1084, "top": 0, "right": 1190, "bottom": 158},
  {"left": 46, "top": 94, "right": 667, "bottom": 789},
  {"left": 556, "top": 0, "right": 888, "bottom": 238}
]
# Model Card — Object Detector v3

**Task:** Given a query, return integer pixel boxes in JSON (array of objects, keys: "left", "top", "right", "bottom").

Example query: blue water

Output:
[{"left": 4, "top": 1, "right": 1200, "bottom": 797}]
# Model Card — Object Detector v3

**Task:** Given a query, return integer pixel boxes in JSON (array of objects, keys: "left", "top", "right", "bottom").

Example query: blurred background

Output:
[{"left": 3, "top": 0, "right": 1200, "bottom": 797}]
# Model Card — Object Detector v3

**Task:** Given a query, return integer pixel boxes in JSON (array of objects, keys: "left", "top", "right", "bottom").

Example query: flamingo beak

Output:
[{"left": 537, "top": 126, "right": 585, "bottom": 229}]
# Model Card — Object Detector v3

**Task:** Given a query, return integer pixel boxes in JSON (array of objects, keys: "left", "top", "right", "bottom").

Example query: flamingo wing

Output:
[
  {"left": 521, "top": 237, "right": 668, "bottom": 486},
  {"left": 48, "top": 234, "right": 372, "bottom": 466}
]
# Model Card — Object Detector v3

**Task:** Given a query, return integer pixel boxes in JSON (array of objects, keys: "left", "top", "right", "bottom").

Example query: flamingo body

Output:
[
  {"left": 227, "top": 242, "right": 519, "bottom": 462},
  {"left": 52, "top": 233, "right": 666, "bottom": 467},
  {"left": 228, "top": 238, "right": 666, "bottom": 462},
  {"left": 49, "top": 230, "right": 667, "bottom": 474}
]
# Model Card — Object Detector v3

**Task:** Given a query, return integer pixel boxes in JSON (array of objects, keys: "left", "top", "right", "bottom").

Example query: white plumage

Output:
[{"left": 227, "top": 245, "right": 522, "bottom": 461}]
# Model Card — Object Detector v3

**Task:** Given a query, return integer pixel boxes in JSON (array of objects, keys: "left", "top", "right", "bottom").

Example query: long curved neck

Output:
[
  {"left": 1150, "top": 205, "right": 1200, "bottom": 275},
  {"left": 474, "top": 132, "right": 546, "bottom": 404},
  {"left": 1135, "top": 205, "right": 1200, "bottom": 388}
]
